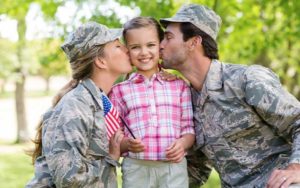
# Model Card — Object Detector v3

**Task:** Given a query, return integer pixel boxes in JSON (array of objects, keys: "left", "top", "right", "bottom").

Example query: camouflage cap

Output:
[
  {"left": 160, "top": 4, "right": 221, "bottom": 40},
  {"left": 61, "top": 21, "right": 123, "bottom": 61}
]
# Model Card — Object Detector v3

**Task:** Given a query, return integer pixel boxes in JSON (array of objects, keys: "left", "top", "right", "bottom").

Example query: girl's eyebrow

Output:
[{"left": 127, "top": 43, "right": 139, "bottom": 47}]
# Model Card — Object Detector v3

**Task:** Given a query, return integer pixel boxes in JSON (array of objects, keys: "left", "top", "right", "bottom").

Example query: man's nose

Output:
[{"left": 159, "top": 40, "right": 165, "bottom": 49}]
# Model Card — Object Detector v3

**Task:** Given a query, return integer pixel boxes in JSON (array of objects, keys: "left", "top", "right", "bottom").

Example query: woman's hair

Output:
[
  {"left": 123, "top": 16, "right": 164, "bottom": 42},
  {"left": 30, "top": 45, "right": 105, "bottom": 164},
  {"left": 180, "top": 22, "right": 219, "bottom": 60}
]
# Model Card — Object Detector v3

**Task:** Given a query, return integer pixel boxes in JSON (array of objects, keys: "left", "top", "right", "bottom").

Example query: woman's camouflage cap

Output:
[
  {"left": 61, "top": 22, "right": 123, "bottom": 62},
  {"left": 160, "top": 4, "right": 221, "bottom": 40}
]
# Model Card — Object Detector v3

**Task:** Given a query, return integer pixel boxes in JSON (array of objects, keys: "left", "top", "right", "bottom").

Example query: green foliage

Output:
[
  {"left": 0, "top": 39, "right": 17, "bottom": 80},
  {"left": 1, "top": 0, "right": 299, "bottom": 99},
  {"left": 33, "top": 38, "right": 70, "bottom": 78},
  {"left": 181, "top": 0, "right": 300, "bottom": 99},
  {"left": 117, "top": 0, "right": 175, "bottom": 19},
  {"left": 91, "top": 12, "right": 123, "bottom": 28},
  {"left": 0, "top": 0, "right": 31, "bottom": 20}
]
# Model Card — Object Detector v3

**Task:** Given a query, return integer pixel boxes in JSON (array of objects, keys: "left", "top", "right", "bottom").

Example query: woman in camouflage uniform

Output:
[{"left": 26, "top": 22, "right": 132, "bottom": 188}]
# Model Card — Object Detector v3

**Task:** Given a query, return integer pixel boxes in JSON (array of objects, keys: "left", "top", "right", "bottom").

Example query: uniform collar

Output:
[
  {"left": 81, "top": 78, "right": 104, "bottom": 110},
  {"left": 205, "top": 59, "right": 223, "bottom": 91},
  {"left": 128, "top": 72, "right": 164, "bottom": 84},
  {"left": 191, "top": 60, "right": 223, "bottom": 110}
]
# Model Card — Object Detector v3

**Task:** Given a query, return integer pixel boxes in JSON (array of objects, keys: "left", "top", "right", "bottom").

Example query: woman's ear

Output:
[{"left": 94, "top": 57, "right": 108, "bottom": 70}]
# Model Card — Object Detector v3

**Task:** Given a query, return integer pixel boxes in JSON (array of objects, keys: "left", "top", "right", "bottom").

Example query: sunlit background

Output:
[{"left": 0, "top": 0, "right": 299, "bottom": 187}]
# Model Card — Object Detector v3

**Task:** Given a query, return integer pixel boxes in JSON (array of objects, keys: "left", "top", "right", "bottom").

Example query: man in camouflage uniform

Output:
[
  {"left": 159, "top": 4, "right": 300, "bottom": 188},
  {"left": 26, "top": 22, "right": 131, "bottom": 188}
]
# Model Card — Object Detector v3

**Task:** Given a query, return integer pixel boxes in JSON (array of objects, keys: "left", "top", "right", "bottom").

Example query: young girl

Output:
[
  {"left": 109, "top": 17, "right": 195, "bottom": 188},
  {"left": 26, "top": 22, "right": 132, "bottom": 188}
]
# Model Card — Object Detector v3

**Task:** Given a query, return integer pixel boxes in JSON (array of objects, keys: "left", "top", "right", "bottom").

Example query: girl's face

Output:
[
  {"left": 103, "top": 39, "right": 132, "bottom": 75},
  {"left": 125, "top": 26, "right": 160, "bottom": 78}
]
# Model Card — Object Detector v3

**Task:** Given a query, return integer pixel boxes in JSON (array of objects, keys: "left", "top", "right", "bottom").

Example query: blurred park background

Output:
[{"left": 0, "top": 0, "right": 299, "bottom": 187}]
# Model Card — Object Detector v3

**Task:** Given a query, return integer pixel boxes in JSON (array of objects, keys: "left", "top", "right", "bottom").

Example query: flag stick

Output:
[{"left": 120, "top": 116, "right": 136, "bottom": 139}]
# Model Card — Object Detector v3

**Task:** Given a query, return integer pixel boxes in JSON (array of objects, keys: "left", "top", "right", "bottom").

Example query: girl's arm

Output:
[
  {"left": 166, "top": 134, "right": 195, "bottom": 163},
  {"left": 121, "top": 137, "right": 145, "bottom": 153}
]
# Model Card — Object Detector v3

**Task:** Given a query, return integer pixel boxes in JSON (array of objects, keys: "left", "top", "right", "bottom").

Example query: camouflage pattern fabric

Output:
[
  {"left": 61, "top": 22, "right": 123, "bottom": 62},
  {"left": 26, "top": 79, "right": 119, "bottom": 188},
  {"left": 160, "top": 4, "right": 221, "bottom": 40},
  {"left": 188, "top": 60, "right": 300, "bottom": 187}
]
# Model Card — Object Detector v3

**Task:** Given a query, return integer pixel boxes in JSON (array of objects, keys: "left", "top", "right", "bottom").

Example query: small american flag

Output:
[{"left": 102, "top": 94, "right": 121, "bottom": 140}]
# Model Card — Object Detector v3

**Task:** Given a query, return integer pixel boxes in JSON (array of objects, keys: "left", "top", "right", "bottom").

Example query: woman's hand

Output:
[{"left": 109, "top": 128, "right": 124, "bottom": 161}]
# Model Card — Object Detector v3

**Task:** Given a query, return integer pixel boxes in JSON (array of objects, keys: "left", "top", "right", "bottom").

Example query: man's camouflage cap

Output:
[
  {"left": 160, "top": 4, "right": 221, "bottom": 40},
  {"left": 61, "top": 22, "right": 123, "bottom": 61}
]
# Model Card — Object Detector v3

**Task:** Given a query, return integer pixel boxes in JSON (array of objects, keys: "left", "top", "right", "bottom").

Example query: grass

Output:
[
  {"left": 0, "top": 147, "right": 220, "bottom": 188},
  {"left": 0, "top": 153, "right": 34, "bottom": 188}
]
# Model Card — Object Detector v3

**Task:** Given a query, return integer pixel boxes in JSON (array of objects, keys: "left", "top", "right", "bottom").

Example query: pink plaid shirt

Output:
[{"left": 109, "top": 72, "right": 194, "bottom": 161}]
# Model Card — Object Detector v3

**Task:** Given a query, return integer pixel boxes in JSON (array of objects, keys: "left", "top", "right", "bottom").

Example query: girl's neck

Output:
[{"left": 137, "top": 67, "right": 160, "bottom": 79}]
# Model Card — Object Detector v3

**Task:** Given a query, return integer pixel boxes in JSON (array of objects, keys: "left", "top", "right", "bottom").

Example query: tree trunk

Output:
[
  {"left": 213, "top": 0, "right": 220, "bottom": 11},
  {"left": 15, "top": 18, "right": 29, "bottom": 143},
  {"left": 15, "top": 74, "right": 29, "bottom": 143},
  {"left": 45, "top": 77, "right": 50, "bottom": 94}
]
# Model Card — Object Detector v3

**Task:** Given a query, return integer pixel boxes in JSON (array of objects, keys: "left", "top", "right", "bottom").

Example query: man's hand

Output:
[
  {"left": 159, "top": 71, "right": 178, "bottom": 81},
  {"left": 266, "top": 163, "right": 300, "bottom": 188}
]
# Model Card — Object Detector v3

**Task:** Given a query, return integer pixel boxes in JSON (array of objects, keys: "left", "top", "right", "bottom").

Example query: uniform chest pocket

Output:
[
  {"left": 87, "top": 110, "right": 109, "bottom": 158},
  {"left": 222, "top": 119, "right": 259, "bottom": 145}
]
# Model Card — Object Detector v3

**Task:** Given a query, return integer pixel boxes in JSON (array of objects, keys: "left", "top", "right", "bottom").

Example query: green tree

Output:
[
  {"left": 0, "top": 38, "right": 17, "bottom": 93},
  {"left": 34, "top": 39, "right": 69, "bottom": 93},
  {"left": 189, "top": 0, "right": 300, "bottom": 99},
  {"left": 0, "top": 0, "right": 62, "bottom": 142},
  {"left": 117, "top": 0, "right": 175, "bottom": 20}
]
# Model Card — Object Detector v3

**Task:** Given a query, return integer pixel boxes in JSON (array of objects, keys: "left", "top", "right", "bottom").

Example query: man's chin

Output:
[{"left": 161, "top": 60, "right": 170, "bottom": 69}]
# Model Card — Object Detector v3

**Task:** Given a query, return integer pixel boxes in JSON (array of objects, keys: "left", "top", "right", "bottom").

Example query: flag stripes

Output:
[{"left": 102, "top": 94, "right": 121, "bottom": 140}]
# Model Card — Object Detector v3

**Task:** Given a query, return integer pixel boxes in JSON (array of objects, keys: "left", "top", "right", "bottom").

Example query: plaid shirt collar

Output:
[{"left": 128, "top": 72, "right": 164, "bottom": 85}]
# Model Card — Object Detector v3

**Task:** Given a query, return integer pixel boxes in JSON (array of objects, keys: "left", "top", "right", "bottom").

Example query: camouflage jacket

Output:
[
  {"left": 26, "top": 79, "right": 119, "bottom": 188},
  {"left": 188, "top": 60, "right": 300, "bottom": 188}
]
